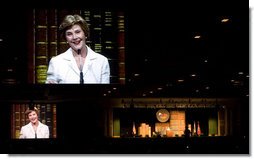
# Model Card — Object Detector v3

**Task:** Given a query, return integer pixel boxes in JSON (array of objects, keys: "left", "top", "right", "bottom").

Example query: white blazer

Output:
[
  {"left": 19, "top": 121, "right": 49, "bottom": 139},
  {"left": 46, "top": 46, "right": 110, "bottom": 84}
]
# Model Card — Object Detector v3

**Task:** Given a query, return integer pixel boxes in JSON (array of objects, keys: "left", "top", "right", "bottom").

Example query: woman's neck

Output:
[
  {"left": 73, "top": 46, "right": 87, "bottom": 58},
  {"left": 31, "top": 121, "right": 39, "bottom": 127}
]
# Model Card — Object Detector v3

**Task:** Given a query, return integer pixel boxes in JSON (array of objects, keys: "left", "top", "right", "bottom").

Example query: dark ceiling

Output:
[{"left": 120, "top": 5, "right": 249, "bottom": 98}]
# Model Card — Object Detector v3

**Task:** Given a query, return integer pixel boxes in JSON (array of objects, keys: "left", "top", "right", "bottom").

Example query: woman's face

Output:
[
  {"left": 28, "top": 111, "right": 38, "bottom": 124},
  {"left": 65, "top": 24, "right": 86, "bottom": 52}
]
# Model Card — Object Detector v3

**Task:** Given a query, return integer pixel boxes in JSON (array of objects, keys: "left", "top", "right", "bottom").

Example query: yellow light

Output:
[
  {"left": 221, "top": 18, "right": 229, "bottom": 23},
  {"left": 194, "top": 35, "right": 201, "bottom": 39},
  {"left": 178, "top": 79, "right": 184, "bottom": 82}
]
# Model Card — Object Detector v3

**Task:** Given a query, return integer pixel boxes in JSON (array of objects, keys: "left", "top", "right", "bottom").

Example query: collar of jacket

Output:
[{"left": 62, "top": 46, "right": 98, "bottom": 62}]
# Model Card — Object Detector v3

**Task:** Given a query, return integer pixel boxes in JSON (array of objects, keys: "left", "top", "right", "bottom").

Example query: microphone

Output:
[
  {"left": 80, "top": 71, "right": 84, "bottom": 84},
  {"left": 77, "top": 49, "right": 83, "bottom": 84}
]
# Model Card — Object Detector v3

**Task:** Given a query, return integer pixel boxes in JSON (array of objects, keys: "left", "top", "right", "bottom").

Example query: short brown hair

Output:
[
  {"left": 25, "top": 107, "right": 39, "bottom": 116},
  {"left": 59, "top": 14, "right": 90, "bottom": 40}
]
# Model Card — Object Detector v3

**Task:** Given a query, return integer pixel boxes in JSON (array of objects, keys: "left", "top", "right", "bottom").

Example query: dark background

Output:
[
  {"left": 0, "top": 1, "right": 248, "bottom": 97},
  {"left": 0, "top": 0, "right": 249, "bottom": 154}
]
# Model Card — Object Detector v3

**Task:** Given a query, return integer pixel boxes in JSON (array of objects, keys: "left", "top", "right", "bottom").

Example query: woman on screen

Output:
[
  {"left": 19, "top": 107, "right": 49, "bottom": 139},
  {"left": 46, "top": 14, "right": 110, "bottom": 84}
]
